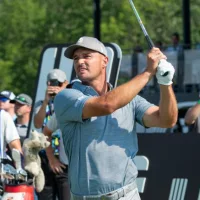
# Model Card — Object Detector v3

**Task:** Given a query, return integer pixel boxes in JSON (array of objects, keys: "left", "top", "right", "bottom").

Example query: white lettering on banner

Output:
[
  {"left": 134, "top": 155, "right": 149, "bottom": 193},
  {"left": 168, "top": 178, "right": 188, "bottom": 200},
  {"left": 2, "top": 192, "right": 25, "bottom": 200}
]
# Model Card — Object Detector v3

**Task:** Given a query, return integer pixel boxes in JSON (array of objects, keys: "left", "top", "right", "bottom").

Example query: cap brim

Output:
[
  {"left": 64, "top": 44, "right": 82, "bottom": 59},
  {"left": 10, "top": 100, "right": 16, "bottom": 104},
  {"left": 15, "top": 100, "right": 27, "bottom": 105},
  {"left": 0, "top": 95, "right": 8, "bottom": 99}
]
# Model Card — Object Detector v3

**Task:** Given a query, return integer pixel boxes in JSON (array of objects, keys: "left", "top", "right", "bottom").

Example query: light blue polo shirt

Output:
[{"left": 54, "top": 81, "right": 153, "bottom": 196}]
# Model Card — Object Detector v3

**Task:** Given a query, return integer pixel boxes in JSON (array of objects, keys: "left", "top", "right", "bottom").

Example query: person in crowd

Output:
[
  {"left": 166, "top": 32, "right": 183, "bottom": 52},
  {"left": 54, "top": 36, "right": 178, "bottom": 200},
  {"left": 155, "top": 40, "right": 164, "bottom": 51},
  {"left": 184, "top": 99, "right": 200, "bottom": 133},
  {"left": 0, "top": 109, "right": 22, "bottom": 158},
  {"left": 0, "top": 90, "right": 16, "bottom": 120},
  {"left": 43, "top": 113, "right": 70, "bottom": 199},
  {"left": 14, "top": 93, "right": 32, "bottom": 144},
  {"left": 33, "top": 69, "right": 69, "bottom": 200}
]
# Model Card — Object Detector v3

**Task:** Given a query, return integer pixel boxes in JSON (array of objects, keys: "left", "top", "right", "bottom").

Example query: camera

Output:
[
  {"left": 49, "top": 79, "right": 60, "bottom": 97},
  {"left": 49, "top": 79, "right": 59, "bottom": 86}
]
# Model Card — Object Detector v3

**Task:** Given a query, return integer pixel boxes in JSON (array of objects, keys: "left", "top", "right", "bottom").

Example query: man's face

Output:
[
  {"left": 172, "top": 35, "right": 179, "bottom": 45},
  {"left": 73, "top": 48, "right": 107, "bottom": 82},
  {"left": 15, "top": 102, "right": 31, "bottom": 117},
  {"left": 0, "top": 97, "right": 12, "bottom": 111}
]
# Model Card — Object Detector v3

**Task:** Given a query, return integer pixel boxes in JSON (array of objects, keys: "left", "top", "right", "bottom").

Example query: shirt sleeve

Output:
[
  {"left": 134, "top": 95, "right": 154, "bottom": 126},
  {"left": 46, "top": 113, "right": 58, "bottom": 132},
  {"left": 54, "top": 88, "right": 91, "bottom": 123},
  {"left": 33, "top": 101, "right": 42, "bottom": 115},
  {"left": 3, "top": 112, "right": 20, "bottom": 144}
]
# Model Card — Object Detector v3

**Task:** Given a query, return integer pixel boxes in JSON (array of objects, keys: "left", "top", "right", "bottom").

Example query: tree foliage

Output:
[{"left": 0, "top": 0, "right": 199, "bottom": 96}]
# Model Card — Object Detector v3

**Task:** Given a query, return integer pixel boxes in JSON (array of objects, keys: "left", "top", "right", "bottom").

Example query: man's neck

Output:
[
  {"left": 83, "top": 81, "right": 108, "bottom": 96},
  {"left": 7, "top": 109, "right": 16, "bottom": 117},
  {"left": 16, "top": 115, "right": 30, "bottom": 125},
  {"left": 82, "top": 74, "right": 108, "bottom": 95}
]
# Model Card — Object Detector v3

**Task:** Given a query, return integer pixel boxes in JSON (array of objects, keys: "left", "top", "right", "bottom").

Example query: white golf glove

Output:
[{"left": 156, "top": 59, "right": 175, "bottom": 85}]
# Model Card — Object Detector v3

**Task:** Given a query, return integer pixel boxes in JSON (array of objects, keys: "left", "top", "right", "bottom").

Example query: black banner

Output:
[{"left": 137, "top": 134, "right": 200, "bottom": 200}]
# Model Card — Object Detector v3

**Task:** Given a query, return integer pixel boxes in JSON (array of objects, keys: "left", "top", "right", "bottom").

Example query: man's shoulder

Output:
[
  {"left": 1, "top": 110, "right": 11, "bottom": 119},
  {"left": 34, "top": 100, "right": 44, "bottom": 106}
]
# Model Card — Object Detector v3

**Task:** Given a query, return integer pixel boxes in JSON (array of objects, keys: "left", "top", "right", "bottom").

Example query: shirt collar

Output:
[{"left": 72, "top": 81, "right": 113, "bottom": 96}]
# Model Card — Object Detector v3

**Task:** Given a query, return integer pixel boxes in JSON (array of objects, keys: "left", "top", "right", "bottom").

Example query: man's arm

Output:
[
  {"left": 8, "top": 139, "right": 22, "bottom": 154},
  {"left": 34, "top": 84, "right": 66, "bottom": 128},
  {"left": 143, "top": 85, "right": 177, "bottom": 128},
  {"left": 82, "top": 48, "right": 166, "bottom": 119},
  {"left": 184, "top": 103, "right": 200, "bottom": 125},
  {"left": 3, "top": 111, "right": 23, "bottom": 153},
  {"left": 43, "top": 119, "right": 66, "bottom": 174},
  {"left": 34, "top": 100, "right": 48, "bottom": 128}
]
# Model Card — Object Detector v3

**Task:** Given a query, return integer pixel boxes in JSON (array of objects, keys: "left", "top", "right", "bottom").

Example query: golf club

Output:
[
  {"left": 128, "top": 0, "right": 168, "bottom": 76},
  {"left": 129, "top": 0, "right": 154, "bottom": 49},
  {"left": 12, "top": 149, "right": 27, "bottom": 181}
]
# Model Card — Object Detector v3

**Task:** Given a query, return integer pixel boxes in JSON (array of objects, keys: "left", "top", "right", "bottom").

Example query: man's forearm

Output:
[
  {"left": 83, "top": 71, "right": 153, "bottom": 119},
  {"left": 34, "top": 100, "right": 48, "bottom": 128},
  {"left": 159, "top": 85, "right": 178, "bottom": 127},
  {"left": 43, "top": 126, "right": 55, "bottom": 160},
  {"left": 108, "top": 71, "right": 152, "bottom": 109},
  {"left": 9, "top": 139, "right": 22, "bottom": 154},
  {"left": 45, "top": 138, "right": 55, "bottom": 160},
  {"left": 185, "top": 104, "right": 200, "bottom": 124}
]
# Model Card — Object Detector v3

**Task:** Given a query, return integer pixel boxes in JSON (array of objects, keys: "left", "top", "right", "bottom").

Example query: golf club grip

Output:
[{"left": 145, "top": 35, "right": 155, "bottom": 49}]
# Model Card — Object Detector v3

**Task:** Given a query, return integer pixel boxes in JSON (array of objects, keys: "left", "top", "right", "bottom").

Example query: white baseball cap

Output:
[{"left": 64, "top": 36, "right": 107, "bottom": 59}]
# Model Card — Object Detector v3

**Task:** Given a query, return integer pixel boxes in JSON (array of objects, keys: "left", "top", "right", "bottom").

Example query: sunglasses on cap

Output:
[
  {"left": 16, "top": 96, "right": 28, "bottom": 104},
  {"left": 0, "top": 97, "right": 9, "bottom": 102}
]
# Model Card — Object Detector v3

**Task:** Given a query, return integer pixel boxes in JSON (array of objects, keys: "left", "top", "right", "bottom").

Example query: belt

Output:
[{"left": 71, "top": 182, "right": 137, "bottom": 200}]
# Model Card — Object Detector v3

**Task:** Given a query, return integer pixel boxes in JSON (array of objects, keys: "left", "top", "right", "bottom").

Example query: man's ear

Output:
[
  {"left": 27, "top": 105, "right": 32, "bottom": 112},
  {"left": 62, "top": 80, "right": 69, "bottom": 88},
  {"left": 102, "top": 56, "right": 108, "bottom": 67}
]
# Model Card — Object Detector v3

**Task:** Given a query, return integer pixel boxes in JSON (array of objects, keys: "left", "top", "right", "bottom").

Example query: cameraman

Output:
[
  {"left": 34, "top": 69, "right": 68, "bottom": 129},
  {"left": 33, "top": 69, "right": 69, "bottom": 200}
]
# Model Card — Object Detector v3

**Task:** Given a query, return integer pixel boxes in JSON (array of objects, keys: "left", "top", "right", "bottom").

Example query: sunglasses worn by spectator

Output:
[{"left": 0, "top": 97, "right": 9, "bottom": 102}]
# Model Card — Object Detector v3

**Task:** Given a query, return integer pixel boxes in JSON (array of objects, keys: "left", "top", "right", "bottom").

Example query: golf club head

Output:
[
  {"left": 12, "top": 148, "right": 27, "bottom": 181},
  {"left": 1, "top": 164, "right": 17, "bottom": 180},
  {"left": 4, "top": 164, "right": 17, "bottom": 175}
]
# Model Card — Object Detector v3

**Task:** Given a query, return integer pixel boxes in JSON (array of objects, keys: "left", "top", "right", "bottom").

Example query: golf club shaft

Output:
[
  {"left": 129, "top": 0, "right": 169, "bottom": 76},
  {"left": 129, "top": 0, "right": 154, "bottom": 49}
]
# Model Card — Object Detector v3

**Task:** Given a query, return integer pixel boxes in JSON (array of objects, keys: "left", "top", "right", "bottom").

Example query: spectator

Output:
[
  {"left": 155, "top": 40, "right": 164, "bottom": 51},
  {"left": 54, "top": 36, "right": 178, "bottom": 199},
  {"left": 133, "top": 45, "right": 143, "bottom": 53},
  {"left": 0, "top": 109, "right": 22, "bottom": 158},
  {"left": 43, "top": 113, "right": 70, "bottom": 200},
  {"left": 33, "top": 69, "right": 69, "bottom": 200},
  {"left": 14, "top": 93, "right": 32, "bottom": 144},
  {"left": 34, "top": 69, "right": 68, "bottom": 129},
  {"left": 184, "top": 100, "right": 200, "bottom": 133},
  {"left": 0, "top": 90, "right": 16, "bottom": 120},
  {"left": 166, "top": 32, "right": 183, "bottom": 52}
]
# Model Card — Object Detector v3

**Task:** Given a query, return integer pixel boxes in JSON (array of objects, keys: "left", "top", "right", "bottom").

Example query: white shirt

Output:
[
  {"left": 0, "top": 110, "right": 20, "bottom": 157},
  {"left": 46, "top": 113, "right": 68, "bottom": 165}
]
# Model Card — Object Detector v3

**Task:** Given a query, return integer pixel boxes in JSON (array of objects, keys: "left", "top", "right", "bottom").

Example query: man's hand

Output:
[
  {"left": 45, "top": 83, "right": 63, "bottom": 102},
  {"left": 156, "top": 59, "right": 175, "bottom": 85},
  {"left": 146, "top": 47, "right": 167, "bottom": 76},
  {"left": 49, "top": 156, "right": 66, "bottom": 174}
]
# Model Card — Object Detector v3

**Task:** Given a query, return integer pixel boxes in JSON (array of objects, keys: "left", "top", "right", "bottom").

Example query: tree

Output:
[{"left": 0, "top": 0, "right": 199, "bottom": 96}]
